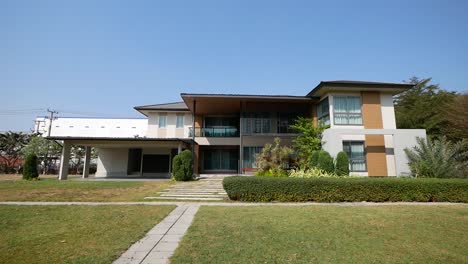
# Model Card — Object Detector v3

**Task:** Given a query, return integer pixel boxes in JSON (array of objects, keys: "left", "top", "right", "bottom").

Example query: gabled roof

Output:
[
  {"left": 307, "top": 80, "right": 414, "bottom": 97},
  {"left": 134, "top": 102, "right": 188, "bottom": 111}
]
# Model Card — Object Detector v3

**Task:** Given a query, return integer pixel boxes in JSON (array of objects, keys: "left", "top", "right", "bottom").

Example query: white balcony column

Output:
[
  {"left": 177, "top": 142, "right": 182, "bottom": 154},
  {"left": 58, "top": 141, "right": 71, "bottom": 180},
  {"left": 82, "top": 146, "right": 91, "bottom": 178}
]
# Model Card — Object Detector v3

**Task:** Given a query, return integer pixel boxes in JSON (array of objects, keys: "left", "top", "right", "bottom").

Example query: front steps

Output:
[{"left": 145, "top": 178, "right": 228, "bottom": 201}]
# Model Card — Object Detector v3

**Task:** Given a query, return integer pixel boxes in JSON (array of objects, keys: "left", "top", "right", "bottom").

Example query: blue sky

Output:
[{"left": 1, "top": 0, "right": 467, "bottom": 131}]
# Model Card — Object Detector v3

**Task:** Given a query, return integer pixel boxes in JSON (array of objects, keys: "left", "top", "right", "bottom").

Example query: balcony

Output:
[{"left": 189, "top": 127, "right": 239, "bottom": 137}]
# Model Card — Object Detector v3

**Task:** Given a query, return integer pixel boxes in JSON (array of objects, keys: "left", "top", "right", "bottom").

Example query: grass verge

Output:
[
  {"left": 0, "top": 177, "right": 172, "bottom": 202},
  {"left": 171, "top": 205, "right": 468, "bottom": 263},
  {"left": 0, "top": 205, "right": 175, "bottom": 264}
]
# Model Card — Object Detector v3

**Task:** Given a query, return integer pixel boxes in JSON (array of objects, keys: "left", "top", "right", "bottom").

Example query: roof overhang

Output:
[
  {"left": 181, "top": 93, "right": 319, "bottom": 114},
  {"left": 133, "top": 102, "right": 189, "bottom": 117},
  {"left": 307, "top": 81, "right": 414, "bottom": 97}
]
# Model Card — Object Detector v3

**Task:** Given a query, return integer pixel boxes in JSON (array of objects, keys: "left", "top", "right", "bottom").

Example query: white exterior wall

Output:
[
  {"left": 322, "top": 128, "right": 426, "bottom": 177},
  {"left": 95, "top": 148, "right": 129, "bottom": 177},
  {"left": 146, "top": 112, "right": 192, "bottom": 138},
  {"left": 35, "top": 117, "right": 147, "bottom": 138},
  {"left": 380, "top": 93, "right": 397, "bottom": 129}
]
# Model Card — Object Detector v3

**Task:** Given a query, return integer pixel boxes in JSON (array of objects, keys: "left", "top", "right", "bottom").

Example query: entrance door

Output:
[
  {"left": 142, "top": 155, "right": 170, "bottom": 173},
  {"left": 203, "top": 149, "right": 238, "bottom": 171}
]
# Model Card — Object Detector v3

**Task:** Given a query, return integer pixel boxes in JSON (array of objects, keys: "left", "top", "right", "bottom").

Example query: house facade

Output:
[{"left": 39, "top": 80, "right": 426, "bottom": 179}]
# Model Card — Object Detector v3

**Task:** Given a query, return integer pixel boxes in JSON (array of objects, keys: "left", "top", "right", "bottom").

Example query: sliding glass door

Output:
[{"left": 203, "top": 149, "right": 238, "bottom": 171}]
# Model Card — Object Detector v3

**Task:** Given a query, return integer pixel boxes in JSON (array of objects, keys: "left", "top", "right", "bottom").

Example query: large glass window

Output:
[
  {"left": 203, "top": 149, "right": 238, "bottom": 171},
  {"left": 176, "top": 114, "right": 184, "bottom": 128},
  {"left": 333, "top": 96, "right": 362, "bottom": 125},
  {"left": 158, "top": 113, "right": 167, "bottom": 128},
  {"left": 243, "top": 146, "right": 263, "bottom": 168},
  {"left": 277, "top": 112, "right": 298, "bottom": 133},
  {"left": 342, "top": 141, "right": 367, "bottom": 172},
  {"left": 243, "top": 113, "right": 271, "bottom": 134},
  {"left": 317, "top": 97, "right": 330, "bottom": 126}
]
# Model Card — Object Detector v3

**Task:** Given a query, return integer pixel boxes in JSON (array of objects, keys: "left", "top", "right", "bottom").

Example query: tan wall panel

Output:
[
  {"left": 365, "top": 135, "right": 387, "bottom": 176},
  {"left": 194, "top": 115, "right": 203, "bottom": 128},
  {"left": 361, "top": 92, "right": 383, "bottom": 129},
  {"left": 193, "top": 144, "right": 199, "bottom": 174},
  {"left": 311, "top": 104, "right": 318, "bottom": 127}
]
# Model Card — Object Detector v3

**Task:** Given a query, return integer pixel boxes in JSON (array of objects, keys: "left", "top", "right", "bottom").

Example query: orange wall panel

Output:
[{"left": 361, "top": 92, "right": 383, "bottom": 129}]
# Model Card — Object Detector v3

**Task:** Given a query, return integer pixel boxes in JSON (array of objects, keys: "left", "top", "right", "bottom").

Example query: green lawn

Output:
[
  {"left": 0, "top": 205, "right": 175, "bottom": 264},
  {"left": 171, "top": 205, "right": 468, "bottom": 264},
  {"left": 0, "top": 177, "right": 172, "bottom": 201}
]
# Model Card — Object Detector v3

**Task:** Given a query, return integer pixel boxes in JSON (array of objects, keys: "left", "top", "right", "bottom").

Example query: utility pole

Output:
[{"left": 47, "top": 109, "right": 58, "bottom": 137}]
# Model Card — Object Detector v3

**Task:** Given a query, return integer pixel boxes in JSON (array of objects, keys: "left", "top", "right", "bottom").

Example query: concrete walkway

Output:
[{"left": 113, "top": 204, "right": 200, "bottom": 264}]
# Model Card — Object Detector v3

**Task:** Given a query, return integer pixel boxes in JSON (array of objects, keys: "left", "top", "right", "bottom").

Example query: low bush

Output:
[
  {"left": 335, "top": 151, "right": 350, "bottom": 176},
  {"left": 288, "top": 167, "right": 339, "bottom": 178},
  {"left": 22, "top": 154, "right": 39, "bottom": 180},
  {"left": 223, "top": 176, "right": 468, "bottom": 202},
  {"left": 317, "top": 151, "right": 334, "bottom": 173},
  {"left": 172, "top": 150, "right": 193, "bottom": 181},
  {"left": 255, "top": 168, "right": 288, "bottom": 177}
]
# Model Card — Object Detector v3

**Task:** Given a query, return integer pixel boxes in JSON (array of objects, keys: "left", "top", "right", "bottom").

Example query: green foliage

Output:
[
  {"left": 317, "top": 151, "right": 334, "bottom": 173},
  {"left": 172, "top": 150, "right": 193, "bottom": 181},
  {"left": 255, "top": 168, "right": 288, "bottom": 177},
  {"left": 223, "top": 176, "right": 468, "bottom": 202},
  {"left": 395, "top": 77, "right": 458, "bottom": 139},
  {"left": 443, "top": 93, "right": 468, "bottom": 141},
  {"left": 290, "top": 117, "right": 326, "bottom": 166},
  {"left": 21, "top": 136, "right": 62, "bottom": 174},
  {"left": 22, "top": 154, "right": 39, "bottom": 180},
  {"left": 309, "top": 150, "right": 319, "bottom": 168},
  {"left": 0, "top": 131, "right": 31, "bottom": 173},
  {"left": 256, "top": 138, "right": 293, "bottom": 173},
  {"left": 288, "top": 167, "right": 339, "bottom": 178},
  {"left": 404, "top": 137, "right": 466, "bottom": 178},
  {"left": 335, "top": 151, "right": 350, "bottom": 176}
]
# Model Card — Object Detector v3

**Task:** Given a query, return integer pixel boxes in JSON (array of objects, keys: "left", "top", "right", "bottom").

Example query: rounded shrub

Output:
[
  {"left": 335, "top": 151, "right": 350, "bottom": 176},
  {"left": 309, "top": 150, "right": 320, "bottom": 168},
  {"left": 22, "top": 153, "right": 39, "bottom": 180},
  {"left": 317, "top": 150, "right": 334, "bottom": 173},
  {"left": 172, "top": 150, "right": 193, "bottom": 181}
]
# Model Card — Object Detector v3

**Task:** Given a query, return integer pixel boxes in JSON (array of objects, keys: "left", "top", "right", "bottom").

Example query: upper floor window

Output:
[
  {"left": 243, "top": 113, "right": 271, "bottom": 134},
  {"left": 176, "top": 114, "right": 184, "bottom": 128},
  {"left": 317, "top": 97, "right": 330, "bottom": 126},
  {"left": 333, "top": 96, "right": 362, "bottom": 125},
  {"left": 277, "top": 112, "right": 297, "bottom": 133},
  {"left": 158, "top": 113, "right": 167, "bottom": 128}
]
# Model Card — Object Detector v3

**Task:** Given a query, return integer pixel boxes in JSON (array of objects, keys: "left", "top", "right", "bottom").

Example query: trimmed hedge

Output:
[
  {"left": 172, "top": 150, "right": 193, "bottom": 181},
  {"left": 223, "top": 176, "right": 468, "bottom": 203},
  {"left": 335, "top": 151, "right": 350, "bottom": 176}
]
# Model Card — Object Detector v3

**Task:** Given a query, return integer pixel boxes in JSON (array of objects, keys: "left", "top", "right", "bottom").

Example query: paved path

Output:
[
  {"left": 113, "top": 204, "right": 200, "bottom": 264},
  {"left": 1, "top": 201, "right": 465, "bottom": 206},
  {"left": 144, "top": 177, "right": 228, "bottom": 201}
]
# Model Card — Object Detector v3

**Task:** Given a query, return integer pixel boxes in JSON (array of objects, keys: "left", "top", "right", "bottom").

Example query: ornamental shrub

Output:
[
  {"left": 317, "top": 151, "right": 334, "bottom": 173},
  {"left": 288, "top": 167, "right": 339, "bottom": 178},
  {"left": 172, "top": 150, "right": 193, "bottom": 181},
  {"left": 309, "top": 150, "right": 319, "bottom": 168},
  {"left": 22, "top": 153, "right": 39, "bottom": 180},
  {"left": 223, "top": 176, "right": 468, "bottom": 203},
  {"left": 335, "top": 151, "right": 350, "bottom": 176}
]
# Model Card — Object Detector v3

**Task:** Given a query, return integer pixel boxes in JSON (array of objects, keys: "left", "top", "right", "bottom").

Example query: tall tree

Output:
[
  {"left": 0, "top": 132, "right": 31, "bottom": 173},
  {"left": 394, "top": 77, "right": 457, "bottom": 139},
  {"left": 289, "top": 117, "right": 326, "bottom": 167},
  {"left": 443, "top": 93, "right": 468, "bottom": 141}
]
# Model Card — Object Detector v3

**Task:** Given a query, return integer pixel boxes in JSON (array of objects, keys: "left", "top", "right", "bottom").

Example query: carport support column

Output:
[
  {"left": 58, "top": 141, "right": 71, "bottom": 180},
  {"left": 82, "top": 146, "right": 91, "bottom": 178}
]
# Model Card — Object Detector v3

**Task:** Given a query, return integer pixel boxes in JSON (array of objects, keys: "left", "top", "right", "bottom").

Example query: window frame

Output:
[
  {"left": 317, "top": 97, "right": 330, "bottom": 126},
  {"left": 176, "top": 114, "right": 184, "bottom": 128},
  {"left": 342, "top": 140, "right": 367, "bottom": 172},
  {"left": 333, "top": 96, "right": 363, "bottom": 126},
  {"left": 158, "top": 113, "right": 167, "bottom": 128}
]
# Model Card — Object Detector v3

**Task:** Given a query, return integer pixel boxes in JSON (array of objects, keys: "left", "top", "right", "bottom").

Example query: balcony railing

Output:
[{"left": 189, "top": 127, "right": 239, "bottom": 137}]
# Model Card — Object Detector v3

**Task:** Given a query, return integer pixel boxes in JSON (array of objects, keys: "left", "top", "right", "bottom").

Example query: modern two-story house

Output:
[{"left": 38, "top": 80, "right": 426, "bottom": 179}]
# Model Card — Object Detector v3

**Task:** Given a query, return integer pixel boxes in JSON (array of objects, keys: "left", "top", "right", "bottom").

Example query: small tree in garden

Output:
[
  {"left": 256, "top": 138, "right": 293, "bottom": 176},
  {"left": 172, "top": 150, "right": 193, "bottom": 181},
  {"left": 22, "top": 154, "right": 39, "bottom": 180},
  {"left": 309, "top": 150, "right": 320, "bottom": 168},
  {"left": 290, "top": 117, "right": 326, "bottom": 167},
  {"left": 317, "top": 150, "right": 334, "bottom": 173},
  {"left": 335, "top": 151, "right": 350, "bottom": 176}
]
